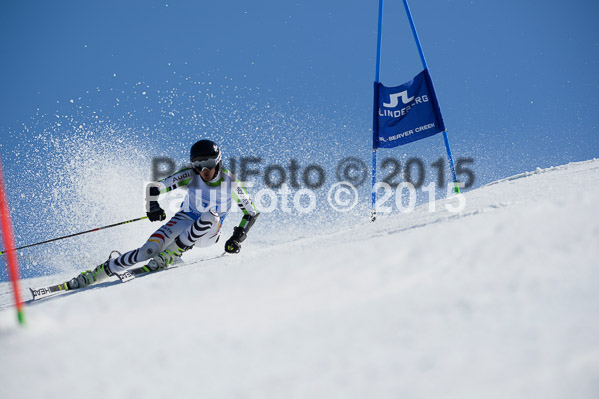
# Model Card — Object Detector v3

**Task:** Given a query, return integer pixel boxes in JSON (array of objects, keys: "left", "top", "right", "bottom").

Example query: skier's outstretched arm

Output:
[
  {"left": 225, "top": 183, "right": 260, "bottom": 253},
  {"left": 146, "top": 168, "right": 194, "bottom": 222}
]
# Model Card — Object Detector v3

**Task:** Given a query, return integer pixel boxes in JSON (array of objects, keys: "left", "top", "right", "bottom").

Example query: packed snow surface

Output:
[{"left": 1, "top": 159, "right": 599, "bottom": 398}]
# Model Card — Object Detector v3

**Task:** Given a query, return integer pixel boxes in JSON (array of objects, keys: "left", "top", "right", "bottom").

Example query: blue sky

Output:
[
  {"left": 1, "top": 0, "right": 598, "bottom": 168},
  {"left": 0, "top": 0, "right": 598, "bottom": 251}
]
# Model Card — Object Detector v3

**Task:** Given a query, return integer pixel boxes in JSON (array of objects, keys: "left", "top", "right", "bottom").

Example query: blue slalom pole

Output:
[
  {"left": 375, "top": 0, "right": 384, "bottom": 83},
  {"left": 402, "top": 0, "right": 460, "bottom": 193},
  {"left": 372, "top": 0, "right": 384, "bottom": 222}
]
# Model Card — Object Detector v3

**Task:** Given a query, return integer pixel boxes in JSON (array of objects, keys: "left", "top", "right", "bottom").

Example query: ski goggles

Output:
[{"left": 191, "top": 156, "right": 220, "bottom": 171}]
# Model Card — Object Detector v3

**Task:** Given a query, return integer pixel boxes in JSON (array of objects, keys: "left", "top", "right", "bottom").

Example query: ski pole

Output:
[{"left": 0, "top": 216, "right": 149, "bottom": 256}]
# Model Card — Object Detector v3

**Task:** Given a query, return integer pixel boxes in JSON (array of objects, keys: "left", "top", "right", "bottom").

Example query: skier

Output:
[{"left": 68, "top": 139, "right": 259, "bottom": 289}]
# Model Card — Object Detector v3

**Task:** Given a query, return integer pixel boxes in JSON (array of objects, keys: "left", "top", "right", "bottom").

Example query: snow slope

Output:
[{"left": 1, "top": 159, "right": 599, "bottom": 399}]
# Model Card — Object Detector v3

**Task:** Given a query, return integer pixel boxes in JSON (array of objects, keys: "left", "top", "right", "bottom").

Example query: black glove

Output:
[
  {"left": 225, "top": 237, "right": 241, "bottom": 254},
  {"left": 225, "top": 226, "right": 247, "bottom": 254},
  {"left": 147, "top": 202, "right": 166, "bottom": 222}
]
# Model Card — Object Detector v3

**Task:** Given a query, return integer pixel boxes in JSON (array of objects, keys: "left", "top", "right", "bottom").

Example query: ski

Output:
[
  {"left": 114, "top": 264, "right": 155, "bottom": 282},
  {"left": 29, "top": 267, "right": 156, "bottom": 301},
  {"left": 114, "top": 252, "right": 227, "bottom": 282},
  {"left": 29, "top": 266, "right": 155, "bottom": 301},
  {"left": 29, "top": 282, "right": 70, "bottom": 301},
  {"left": 29, "top": 252, "right": 228, "bottom": 301}
]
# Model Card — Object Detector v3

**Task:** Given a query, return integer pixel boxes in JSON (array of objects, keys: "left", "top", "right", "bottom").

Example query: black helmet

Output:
[{"left": 190, "top": 139, "right": 222, "bottom": 174}]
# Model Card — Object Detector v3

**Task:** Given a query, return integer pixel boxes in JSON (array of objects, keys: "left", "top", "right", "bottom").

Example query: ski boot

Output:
[
  {"left": 146, "top": 238, "right": 192, "bottom": 271},
  {"left": 67, "top": 251, "right": 119, "bottom": 289}
]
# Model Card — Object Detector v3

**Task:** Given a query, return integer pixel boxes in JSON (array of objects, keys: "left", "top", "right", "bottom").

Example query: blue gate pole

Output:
[
  {"left": 375, "top": 0, "right": 384, "bottom": 83},
  {"left": 402, "top": 0, "right": 460, "bottom": 194},
  {"left": 372, "top": 0, "right": 384, "bottom": 222}
]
